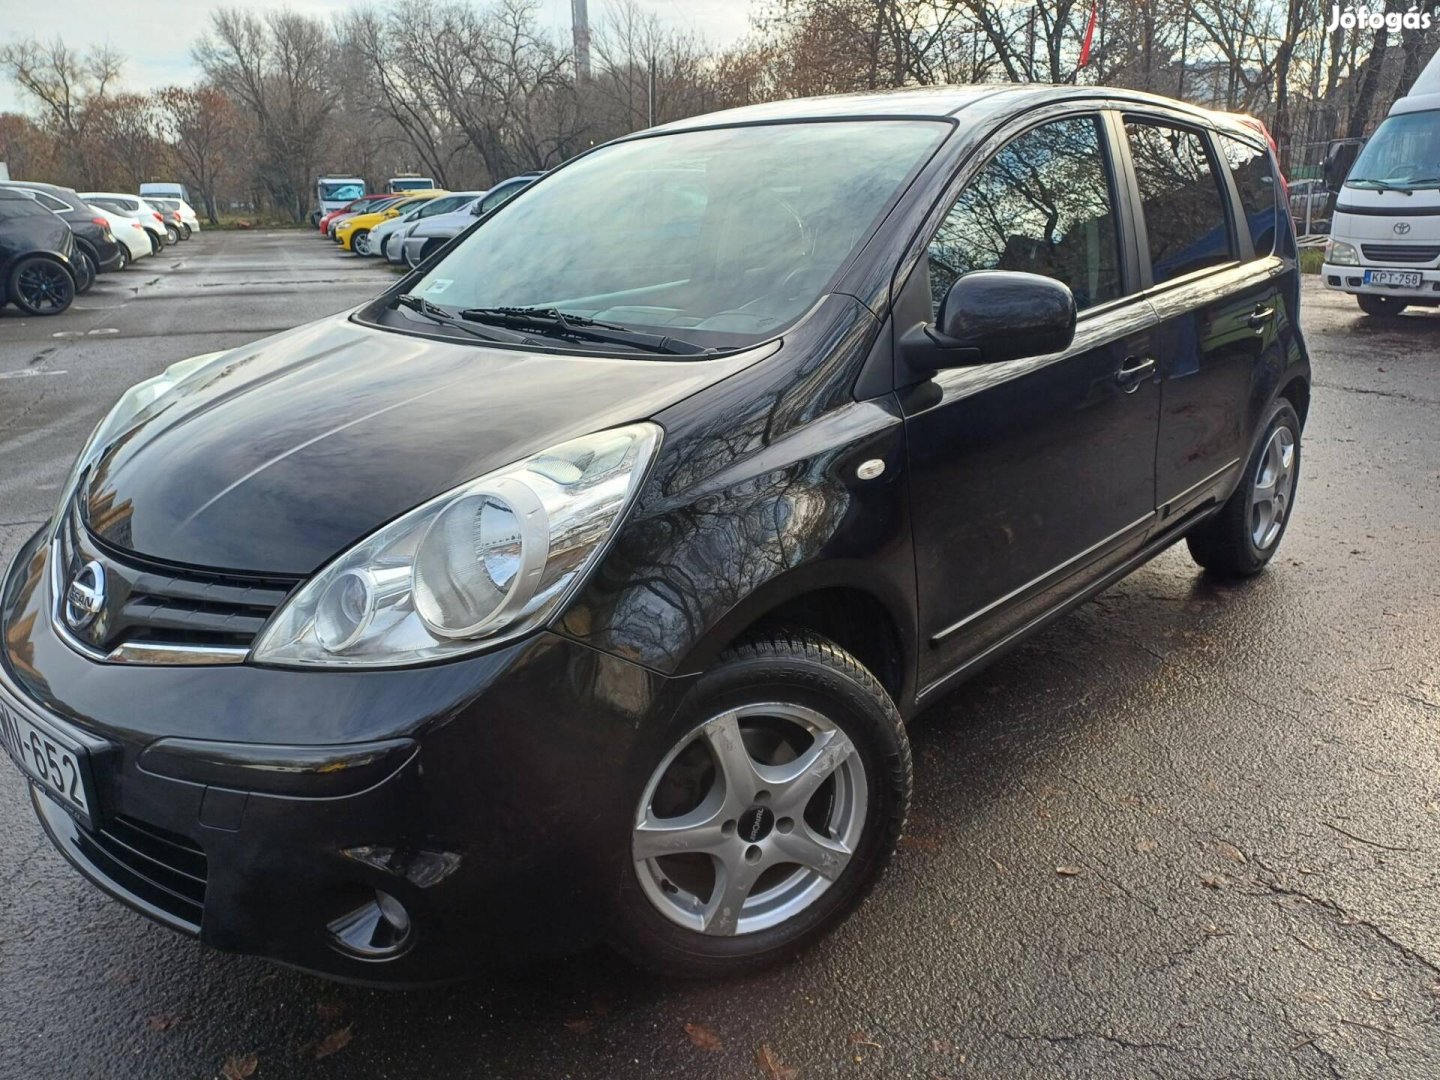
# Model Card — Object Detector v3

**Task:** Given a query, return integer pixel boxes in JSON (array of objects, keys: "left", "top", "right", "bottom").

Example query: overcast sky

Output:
[{"left": 0, "top": 0, "right": 753, "bottom": 114}]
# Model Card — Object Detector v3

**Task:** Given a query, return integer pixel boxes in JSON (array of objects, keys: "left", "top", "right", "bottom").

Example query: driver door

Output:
[{"left": 901, "top": 111, "right": 1163, "bottom": 698}]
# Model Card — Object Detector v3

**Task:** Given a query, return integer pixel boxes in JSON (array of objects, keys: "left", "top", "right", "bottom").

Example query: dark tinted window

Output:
[
  {"left": 1126, "top": 121, "right": 1234, "bottom": 283},
  {"left": 927, "top": 115, "right": 1122, "bottom": 314},
  {"left": 1220, "top": 135, "right": 1278, "bottom": 256},
  {"left": 0, "top": 197, "right": 50, "bottom": 222}
]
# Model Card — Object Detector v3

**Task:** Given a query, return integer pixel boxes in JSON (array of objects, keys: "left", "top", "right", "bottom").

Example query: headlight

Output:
[
  {"left": 1326, "top": 240, "right": 1359, "bottom": 265},
  {"left": 252, "top": 422, "right": 662, "bottom": 668},
  {"left": 55, "top": 350, "right": 228, "bottom": 519}
]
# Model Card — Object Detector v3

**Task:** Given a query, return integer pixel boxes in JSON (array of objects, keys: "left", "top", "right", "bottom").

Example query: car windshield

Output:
[
  {"left": 1348, "top": 110, "right": 1440, "bottom": 189},
  {"left": 322, "top": 182, "right": 364, "bottom": 201},
  {"left": 400, "top": 120, "right": 947, "bottom": 352}
]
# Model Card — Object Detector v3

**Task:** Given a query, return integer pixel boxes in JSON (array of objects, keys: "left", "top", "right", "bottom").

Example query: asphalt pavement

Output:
[{"left": 2, "top": 233, "right": 1439, "bottom": 1079}]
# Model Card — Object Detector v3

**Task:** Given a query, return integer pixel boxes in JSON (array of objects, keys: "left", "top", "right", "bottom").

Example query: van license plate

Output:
[{"left": 1364, "top": 270, "right": 1422, "bottom": 288}]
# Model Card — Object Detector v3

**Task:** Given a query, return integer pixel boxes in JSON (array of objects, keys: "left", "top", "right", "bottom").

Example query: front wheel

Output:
[
  {"left": 164, "top": 224, "right": 181, "bottom": 245},
  {"left": 609, "top": 630, "right": 911, "bottom": 978},
  {"left": 1186, "top": 399, "right": 1301, "bottom": 578},
  {"left": 351, "top": 229, "right": 371, "bottom": 256},
  {"left": 179, "top": 223, "right": 192, "bottom": 240},
  {"left": 1358, "top": 294, "right": 1407, "bottom": 318},
  {"left": 8, "top": 257, "right": 75, "bottom": 316}
]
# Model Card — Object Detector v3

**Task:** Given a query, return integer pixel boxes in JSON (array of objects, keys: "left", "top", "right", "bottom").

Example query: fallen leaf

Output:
[
  {"left": 849, "top": 1030, "right": 883, "bottom": 1052},
  {"left": 685, "top": 1023, "right": 723, "bottom": 1051},
  {"left": 1055, "top": 865, "right": 1083, "bottom": 877},
  {"left": 220, "top": 1054, "right": 258, "bottom": 1080},
  {"left": 312, "top": 1026, "right": 353, "bottom": 1060},
  {"left": 315, "top": 1002, "right": 344, "bottom": 1022},
  {"left": 565, "top": 1018, "right": 595, "bottom": 1035},
  {"left": 1215, "top": 841, "right": 1247, "bottom": 864},
  {"left": 146, "top": 1014, "right": 182, "bottom": 1033},
  {"left": 1135, "top": 838, "right": 1157, "bottom": 854},
  {"left": 757, "top": 1042, "right": 798, "bottom": 1080},
  {"left": 1200, "top": 873, "right": 1229, "bottom": 889}
]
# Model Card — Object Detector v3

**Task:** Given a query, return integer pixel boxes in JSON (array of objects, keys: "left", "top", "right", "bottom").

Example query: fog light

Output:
[{"left": 327, "top": 889, "right": 413, "bottom": 958}]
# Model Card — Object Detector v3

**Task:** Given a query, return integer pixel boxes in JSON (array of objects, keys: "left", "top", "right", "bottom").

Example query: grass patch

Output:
[{"left": 1299, "top": 248, "right": 1324, "bottom": 275}]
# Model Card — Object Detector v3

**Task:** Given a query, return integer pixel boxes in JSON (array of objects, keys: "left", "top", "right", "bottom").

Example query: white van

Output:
[
  {"left": 139, "top": 181, "right": 191, "bottom": 204},
  {"left": 1323, "top": 50, "right": 1440, "bottom": 317}
]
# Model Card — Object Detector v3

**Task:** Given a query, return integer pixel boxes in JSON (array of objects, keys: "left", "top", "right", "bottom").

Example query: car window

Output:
[
  {"left": 1219, "top": 135, "right": 1278, "bottom": 257},
  {"left": 416, "top": 196, "right": 466, "bottom": 218},
  {"left": 0, "top": 197, "right": 51, "bottom": 222},
  {"left": 28, "top": 191, "right": 71, "bottom": 213},
  {"left": 927, "top": 115, "right": 1123, "bottom": 314},
  {"left": 1125, "top": 120, "right": 1234, "bottom": 284},
  {"left": 478, "top": 179, "right": 531, "bottom": 215}
]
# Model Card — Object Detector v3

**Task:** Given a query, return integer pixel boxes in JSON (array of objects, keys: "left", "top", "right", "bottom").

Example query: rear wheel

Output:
[
  {"left": 8, "top": 257, "right": 75, "bottom": 316},
  {"left": 610, "top": 629, "right": 911, "bottom": 978},
  {"left": 74, "top": 250, "right": 96, "bottom": 294},
  {"left": 1186, "top": 399, "right": 1301, "bottom": 578},
  {"left": 1358, "top": 294, "right": 1407, "bottom": 318}
]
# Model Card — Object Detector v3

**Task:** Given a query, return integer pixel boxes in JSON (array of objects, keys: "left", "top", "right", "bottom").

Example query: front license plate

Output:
[
  {"left": 0, "top": 690, "right": 92, "bottom": 820},
  {"left": 1364, "top": 269, "right": 1422, "bottom": 288}
]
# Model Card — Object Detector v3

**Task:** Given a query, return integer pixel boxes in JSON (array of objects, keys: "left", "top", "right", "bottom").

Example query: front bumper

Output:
[
  {"left": 1321, "top": 262, "right": 1440, "bottom": 301},
  {"left": 2, "top": 527, "right": 690, "bottom": 984}
]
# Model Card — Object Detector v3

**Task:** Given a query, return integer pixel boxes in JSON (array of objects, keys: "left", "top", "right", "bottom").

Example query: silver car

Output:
[
  {"left": 401, "top": 174, "right": 539, "bottom": 267},
  {"left": 371, "top": 192, "right": 483, "bottom": 260}
]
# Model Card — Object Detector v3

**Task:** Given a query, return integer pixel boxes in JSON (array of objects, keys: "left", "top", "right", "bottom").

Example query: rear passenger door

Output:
[
  {"left": 900, "top": 110, "right": 1162, "bottom": 696},
  {"left": 1118, "top": 115, "right": 1282, "bottom": 524}
]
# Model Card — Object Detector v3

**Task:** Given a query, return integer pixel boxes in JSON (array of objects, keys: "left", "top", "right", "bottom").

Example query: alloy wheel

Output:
[
  {"left": 1250, "top": 426, "right": 1295, "bottom": 550},
  {"left": 14, "top": 260, "right": 74, "bottom": 314},
  {"left": 353, "top": 230, "right": 371, "bottom": 256},
  {"left": 632, "top": 702, "right": 867, "bottom": 937}
]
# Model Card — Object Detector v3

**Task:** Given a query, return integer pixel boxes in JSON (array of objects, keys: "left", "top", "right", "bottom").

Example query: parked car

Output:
[
  {"left": 88, "top": 206, "right": 151, "bottom": 268},
  {"left": 401, "top": 174, "right": 539, "bottom": 266},
  {"left": 0, "top": 180, "right": 124, "bottom": 293},
  {"left": 82, "top": 193, "right": 170, "bottom": 255},
  {"left": 1287, "top": 179, "right": 1330, "bottom": 233},
  {"left": 142, "top": 199, "right": 185, "bottom": 243},
  {"left": 370, "top": 192, "right": 483, "bottom": 260},
  {"left": 146, "top": 196, "right": 201, "bottom": 236},
  {"left": 335, "top": 191, "right": 445, "bottom": 253},
  {"left": 0, "top": 86, "right": 1310, "bottom": 985},
  {"left": 0, "top": 187, "right": 77, "bottom": 314},
  {"left": 320, "top": 194, "right": 394, "bottom": 238}
]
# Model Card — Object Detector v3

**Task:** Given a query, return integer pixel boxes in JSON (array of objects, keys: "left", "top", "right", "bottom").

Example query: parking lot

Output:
[{"left": 1, "top": 229, "right": 1439, "bottom": 1079}]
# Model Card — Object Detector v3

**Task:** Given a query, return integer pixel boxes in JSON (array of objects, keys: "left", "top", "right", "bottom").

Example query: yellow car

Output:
[{"left": 335, "top": 191, "right": 446, "bottom": 254}]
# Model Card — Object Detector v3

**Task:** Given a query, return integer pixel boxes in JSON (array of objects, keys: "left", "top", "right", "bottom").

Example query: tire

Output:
[
  {"left": 8, "top": 256, "right": 75, "bottom": 316},
  {"left": 1358, "top": 294, "right": 1407, "bottom": 318},
  {"left": 74, "top": 250, "right": 96, "bottom": 295},
  {"left": 1186, "top": 398, "right": 1301, "bottom": 578},
  {"left": 115, "top": 246, "right": 129, "bottom": 271},
  {"left": 146, "top": 229, "right": 162, "bottom": 255},
  {"left": 609, "top": 628, "right": 911, "bottom": 978},
  {"left": 351, "top": 229, "right": 371, "bottom": 256},
  {"left": 179, "top": 223, "right": 192, "bottom": 240},
  {"left": 164, "top": 224, "right": 181, "bottom": 246}
]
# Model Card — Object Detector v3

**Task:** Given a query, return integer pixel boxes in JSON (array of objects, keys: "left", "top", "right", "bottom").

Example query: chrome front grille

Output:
[{"left": 52, "top": 499, "right": 299, "bottom": 663}]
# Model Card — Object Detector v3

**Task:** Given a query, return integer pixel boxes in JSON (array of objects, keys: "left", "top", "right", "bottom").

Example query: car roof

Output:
[{"left": 645, "top": 83, "right": 1257, "bottom": 139}]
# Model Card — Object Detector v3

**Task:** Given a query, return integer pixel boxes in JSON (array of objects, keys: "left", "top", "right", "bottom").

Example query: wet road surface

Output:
[{"left": 1, "top": 235, "right": 1439, "bottom": 1078}]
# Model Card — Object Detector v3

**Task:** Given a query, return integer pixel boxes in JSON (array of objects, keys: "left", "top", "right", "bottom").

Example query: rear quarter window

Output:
[{"left": 1220, "top": 135, "right": 1279, "bottom": 257}]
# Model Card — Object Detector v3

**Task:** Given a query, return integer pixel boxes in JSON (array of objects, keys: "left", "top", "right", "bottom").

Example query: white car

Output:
[
  {"left": 369, "top": 192, "right": 483, "bottom": 260},
  {"left": 147, "top": 196, "right": 201, "bottom": 236},
  {"left": 82, "top": 193, "right": 171, "bottom": 255},
  {"left": 88, "top": 206, "right": 151, "bottom": 267}
]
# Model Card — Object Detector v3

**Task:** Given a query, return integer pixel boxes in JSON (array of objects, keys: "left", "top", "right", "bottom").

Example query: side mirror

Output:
[{"left": 916, "top": 270, "right": 1077, "bottom": 370}]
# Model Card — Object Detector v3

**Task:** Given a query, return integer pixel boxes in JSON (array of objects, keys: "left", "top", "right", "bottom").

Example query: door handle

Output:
[
  {"left": 1247, "top": 305, "right": 1275, "bottom": 329},
  {"left": 1116, "top": 355, "right": 1155, "bottom": 393}
]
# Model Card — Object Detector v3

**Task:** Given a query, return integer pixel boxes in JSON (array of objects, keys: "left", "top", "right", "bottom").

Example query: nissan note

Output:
[{"left": 0, "top": 85, "right": 1310, "bottom": 983}]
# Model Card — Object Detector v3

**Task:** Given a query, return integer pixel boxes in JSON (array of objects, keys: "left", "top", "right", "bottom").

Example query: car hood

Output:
[{"left": 84, "top": 313, "right": 776, "bottom": 575}]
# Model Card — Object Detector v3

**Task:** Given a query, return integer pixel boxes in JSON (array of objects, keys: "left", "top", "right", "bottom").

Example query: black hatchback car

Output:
[{"left": 1, "top": 86, "right": 1309, "bottom": 984}]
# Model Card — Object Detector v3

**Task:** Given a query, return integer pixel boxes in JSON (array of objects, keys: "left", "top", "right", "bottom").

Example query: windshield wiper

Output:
[
  {"left": 392, "top": 294, "right": 535, "bottom": 344},
  {"left": 1348, "top": 178, "right": 1413, "bottom": 195},
  {"left": 457, "top": 306, "right": 713, "bottom": 356}
]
